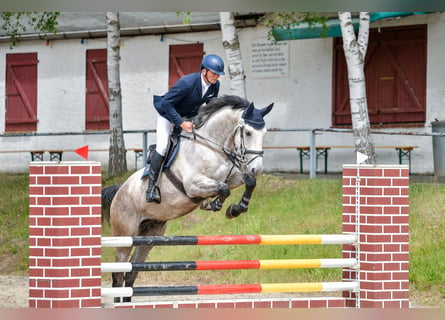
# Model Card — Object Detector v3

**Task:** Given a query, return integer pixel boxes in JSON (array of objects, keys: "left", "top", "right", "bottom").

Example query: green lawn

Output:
[{"left": 0, "top": 171, "right": 443, "bottom": 307}]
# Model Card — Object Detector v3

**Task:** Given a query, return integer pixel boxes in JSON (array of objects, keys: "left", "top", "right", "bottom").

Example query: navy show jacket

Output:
[{"left": 154, "top": 71, "right": 220, "bottom": 127}]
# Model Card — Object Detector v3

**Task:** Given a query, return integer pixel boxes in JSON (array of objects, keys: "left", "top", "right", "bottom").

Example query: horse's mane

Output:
[{"left": 193, "top": 95, "right": 249, "bottom": 129}]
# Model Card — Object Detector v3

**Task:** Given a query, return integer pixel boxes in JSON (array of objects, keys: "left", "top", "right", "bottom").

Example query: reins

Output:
[
  {"left": 179, "top": 118, "right": 264, "bottom": 176},
  {"left": 163, "top": 100, "right": 272, "bottom": 201}
]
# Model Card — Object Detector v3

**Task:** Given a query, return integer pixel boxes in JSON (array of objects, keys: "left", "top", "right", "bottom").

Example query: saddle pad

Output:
[{"left": 141, "top": 135, "right": 180, "bottom": 179}]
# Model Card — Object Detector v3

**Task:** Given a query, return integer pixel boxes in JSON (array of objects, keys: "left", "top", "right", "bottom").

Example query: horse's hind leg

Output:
[
  {"left": 122, "top": 219, "right": 167, "bottom": 303},
  {"left": 112, "top": 246, "right": 132, "bottom": 303}
]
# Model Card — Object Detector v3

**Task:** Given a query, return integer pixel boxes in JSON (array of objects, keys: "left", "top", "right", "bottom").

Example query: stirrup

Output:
[{"left": 146, "top": 186, "right": 161, "bottom": 203}]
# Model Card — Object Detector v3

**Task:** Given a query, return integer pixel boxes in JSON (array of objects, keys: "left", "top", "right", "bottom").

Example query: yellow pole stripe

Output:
[
  {"left": 260, "top": 235, "right": 323, "bottom": 245},
  {"left": 261, "top": 282, "right": 324, "bottom": 293},
  {"left": 259, "top": 259, "right": 322, "bottom": 269}
]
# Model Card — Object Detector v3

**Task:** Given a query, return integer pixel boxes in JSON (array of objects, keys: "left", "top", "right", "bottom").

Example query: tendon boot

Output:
[{"left": 145, "top": 150, "right": 165, "bottom": 203}]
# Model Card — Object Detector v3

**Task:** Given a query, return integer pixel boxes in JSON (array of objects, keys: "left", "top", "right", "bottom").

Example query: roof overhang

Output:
[
  {"left": 0, "top": 22, "right": 224, "bottom": 43},
  {"left": 0, "top": 12, "right": 262, "bottom": 43},
  {"left": 272, "top": 12, "right": 433, "bottom": 41}
]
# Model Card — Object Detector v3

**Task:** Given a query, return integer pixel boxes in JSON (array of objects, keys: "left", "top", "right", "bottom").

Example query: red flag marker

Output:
[{"left": 74, "top": 145, "right": 89, "bottom": 160}]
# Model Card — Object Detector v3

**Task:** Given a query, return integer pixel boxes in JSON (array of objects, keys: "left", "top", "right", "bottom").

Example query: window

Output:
[
  {"left": 333, "top": 25, "right": 427, "bottom": 127},
  {"left": 85, "top": 49, "right": 109, "bottom": 130},
  {"left": 5, "top": 52, "right": 38, "bottom": 132},
  {"left": 168, "top": 43, "right": 204, "bottom": 89}
]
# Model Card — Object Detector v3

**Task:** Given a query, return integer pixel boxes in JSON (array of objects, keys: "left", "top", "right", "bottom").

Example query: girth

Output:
[{"left": 163, "top": 169, "right": 205, "bottom": 204}]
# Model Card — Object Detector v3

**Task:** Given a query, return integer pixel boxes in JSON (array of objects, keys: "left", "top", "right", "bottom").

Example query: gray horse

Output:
[{"left": 102, "top": 95, "right": 273, "bottom": 302}]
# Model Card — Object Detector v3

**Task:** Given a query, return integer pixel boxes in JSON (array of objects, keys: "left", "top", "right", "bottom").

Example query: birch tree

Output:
[
  {"left": 106, "top": 12, "right": 127, "bottom": 176},
  {"left": 219, "top": 12, "right": 247, "bottom": 99},
  {"left": 339, "top": 12, "right": 375, "bottom": 164},
  {"left": 264, "top": 12, "right": 376, "bottom": 163},
  {"left": 180, "top": 12, "right": 247, "bottom": 98}
]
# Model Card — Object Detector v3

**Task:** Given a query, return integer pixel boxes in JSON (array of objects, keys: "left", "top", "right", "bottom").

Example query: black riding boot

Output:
[{"left": 145, "top": 150, "right": 165, "bottom": 203}]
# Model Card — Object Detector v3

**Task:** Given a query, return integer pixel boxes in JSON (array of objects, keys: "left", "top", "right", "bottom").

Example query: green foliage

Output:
[
  {"left": 176, "top": 12, "right": 191, "bottom": 24},
  {"left": 1, "top": 12, "right": 59, "bottom": 47}
]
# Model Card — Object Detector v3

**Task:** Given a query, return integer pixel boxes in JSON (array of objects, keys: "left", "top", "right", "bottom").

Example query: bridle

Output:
[
  {"left": 180, "top": 118, "right": 264, "bottom": 175},
  {"left": 165, "top": 108, "right": 268, "bottom": 202},
  {"left": 223, "top": 118, "right": 264, "bottom": 171}
]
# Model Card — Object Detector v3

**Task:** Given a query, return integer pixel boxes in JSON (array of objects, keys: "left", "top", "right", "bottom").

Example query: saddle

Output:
[
  {"left": 141, "top": 133, "right": 180, "bottom": 179},
  {"left": 141, "top": 133, "right": 203, "bottom": 203}
]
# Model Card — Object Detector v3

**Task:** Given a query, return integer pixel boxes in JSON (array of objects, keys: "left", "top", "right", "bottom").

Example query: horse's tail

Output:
[{"left": 101, "top": 184, "right": 121, "bottom": 226}]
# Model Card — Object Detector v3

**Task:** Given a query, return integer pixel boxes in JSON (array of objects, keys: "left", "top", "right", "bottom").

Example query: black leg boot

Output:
[
  {"left": 145, "top": 144, "right": 157, "bottom": 166},
  {"left": 146, "top": 150, "right": 165, "bottom": 203}
]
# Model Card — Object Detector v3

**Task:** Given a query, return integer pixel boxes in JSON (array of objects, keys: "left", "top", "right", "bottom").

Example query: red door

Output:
[
  {"left": 168, "top": 44, "right": 204, "bottom": 89},
  {"left": 5, "top": 53, "right": 38, "bottom": 132},
  {"left": 333, "top": 25, "right": 427, "bottom": 126},
  {"left": 85, "top": 49, "right": 109, "bottom": 130}
]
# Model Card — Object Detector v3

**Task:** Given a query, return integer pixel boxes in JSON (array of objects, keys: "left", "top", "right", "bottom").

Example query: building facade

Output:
[{"left": 1, "top": 12, "right": 444, "bottom": 174}]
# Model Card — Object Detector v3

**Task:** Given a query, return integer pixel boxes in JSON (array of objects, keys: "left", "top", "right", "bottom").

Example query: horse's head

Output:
[
  {"left": 192, "top": 95, "right": 273, "bottom": 177},
  {"left": 233, "top": 101, "right": 274, "bottom": 177}
]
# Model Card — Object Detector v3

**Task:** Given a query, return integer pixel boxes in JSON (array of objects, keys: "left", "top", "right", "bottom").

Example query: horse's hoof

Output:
[
  {"left": 200, "top": 199, "right": 213, "bottom": 211},
  {"left": 225, "top": 204, "right": 245, "bottom": 219}
]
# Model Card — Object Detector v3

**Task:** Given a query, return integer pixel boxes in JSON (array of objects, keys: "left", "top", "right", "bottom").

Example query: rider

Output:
[{"left": 146, "top": 54, "right": 225, "bottom": 203}]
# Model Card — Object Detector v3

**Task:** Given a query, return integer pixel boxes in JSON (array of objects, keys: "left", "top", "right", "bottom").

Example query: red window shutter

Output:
[
  {"left": 333, "top": 25, "right": 427, "bottom": 127},
  {"left": 85, "top": 49, "right": 109, "bottom": 130},
  {"left": 168, "top": 43, "right": 204, "bottom": 89},
  {"left": 5, "top": 53, "right": 38, "bottom": 132}
]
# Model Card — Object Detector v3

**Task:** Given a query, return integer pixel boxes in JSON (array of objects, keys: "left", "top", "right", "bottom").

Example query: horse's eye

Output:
[{"left": 245, "top": 131, "right": 251, "bottom": 137}]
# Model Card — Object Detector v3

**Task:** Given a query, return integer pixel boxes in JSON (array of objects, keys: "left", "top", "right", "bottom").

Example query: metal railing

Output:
[{"left": 2, "top": 127, "right": 443, "bottom": 177}]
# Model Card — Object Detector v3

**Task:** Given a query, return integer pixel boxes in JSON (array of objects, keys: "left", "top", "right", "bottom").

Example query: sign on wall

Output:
[{"left": 250, "top": 40, "right": 289, "bottom": 78}]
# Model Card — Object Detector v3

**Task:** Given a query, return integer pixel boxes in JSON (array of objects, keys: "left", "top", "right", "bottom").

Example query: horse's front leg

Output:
[
  {"left": 200, "top": 181, "right": 231, "bottom": 211},
  {"left": 183, "top": 173, "right": 231, "bottom": 212},
  {"left": 225, "top": 174, "right": 256, "bottom": 219}
]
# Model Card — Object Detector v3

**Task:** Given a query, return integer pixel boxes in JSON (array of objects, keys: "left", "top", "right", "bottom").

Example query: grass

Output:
[
  {"left": 408, "top": 183, "right": 445, "bottom": 306},
  {"left": 0, "top": 171, "right": 444, "bottom": 307},
  {"left": 102, "top": 175, "right": 345, "bottom": 287},
  {"left": 0, "top": 173, "right": 29, "bottom": 273}
]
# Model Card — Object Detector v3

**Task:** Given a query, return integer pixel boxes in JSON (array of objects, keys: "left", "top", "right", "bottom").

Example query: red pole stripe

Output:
[
  {"left": 196, "top": 235, "right": 262, "bottom": 245},
  {"left": 195, "top": 260, "right": 261, "bottom": 270},
  {"left": 197, "top": 284, "right": 262, "bottom": 295}
]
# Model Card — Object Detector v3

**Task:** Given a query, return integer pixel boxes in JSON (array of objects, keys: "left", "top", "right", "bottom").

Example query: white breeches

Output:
[{"left": 155, "top": 114, "right": 174, "bottom": 156}]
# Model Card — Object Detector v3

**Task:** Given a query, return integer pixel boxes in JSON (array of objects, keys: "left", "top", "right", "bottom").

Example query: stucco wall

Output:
[{"left": 1, "top": 13, "right": 445, "bottom": 174}]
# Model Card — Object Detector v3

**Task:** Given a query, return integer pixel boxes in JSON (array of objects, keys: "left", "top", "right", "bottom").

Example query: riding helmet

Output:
[{"left": 201, "top": 54, "right": 225, "bottom": 75}]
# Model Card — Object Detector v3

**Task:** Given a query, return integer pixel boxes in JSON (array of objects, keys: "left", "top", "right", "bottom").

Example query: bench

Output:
[
  {"left": 30, "top": 150, "right": 45, "bottom": 161},
  {"left": 30, "top": 149, "right": 144, "bottom": 167},
  {"left": 30, "top": 150, "right": 64, "bottom": 161},
  {"left": 264, "top": 145, "right": 418, "bottom": 174},
  {"left": 87, "top": 148, "right": 145, "bottom": 169},
  {"left": 89, "top": 148, "right": 145, "bottom": 169},
  {"left": 130, "top": 148, "right": 144, "bottom": 169}
]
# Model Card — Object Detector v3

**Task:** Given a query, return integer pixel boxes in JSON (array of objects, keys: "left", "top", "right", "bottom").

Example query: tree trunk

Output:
[
  {"left": 219, "top": 12, "right": 247, "bottom": 99},
  {"left": 106, "top": 12, "right": 127, "bottom": 176},
  {"left": 339, "top": 12, "right": 376, "bottom": 164}
]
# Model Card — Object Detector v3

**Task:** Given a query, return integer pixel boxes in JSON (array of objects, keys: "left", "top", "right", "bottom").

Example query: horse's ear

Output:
[
  {"left": 260, "top": 103, "right": 274, "bottom": 117},
  {"left": 244, "top": 102, "right": 255, "bottom": 117}
]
